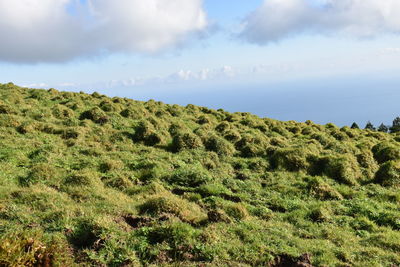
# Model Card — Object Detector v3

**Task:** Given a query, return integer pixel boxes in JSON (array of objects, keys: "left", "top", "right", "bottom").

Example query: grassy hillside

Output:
[{"left": 0, "top": 82, "right": 400, "bottom": 266}]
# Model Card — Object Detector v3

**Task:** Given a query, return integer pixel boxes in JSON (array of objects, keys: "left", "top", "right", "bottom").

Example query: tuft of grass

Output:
[{"left": 138, "top": 191, "right": 207, "bottom": 224}]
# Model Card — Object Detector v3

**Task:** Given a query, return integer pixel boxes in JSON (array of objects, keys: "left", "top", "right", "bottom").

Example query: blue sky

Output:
[{"left": 0, "top": 0, "right": 400, "bottom": 126}]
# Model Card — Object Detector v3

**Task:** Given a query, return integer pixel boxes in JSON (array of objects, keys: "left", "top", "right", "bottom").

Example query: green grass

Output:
[{"left": 0, "top": 82, "right": 399, "bottom": 266}]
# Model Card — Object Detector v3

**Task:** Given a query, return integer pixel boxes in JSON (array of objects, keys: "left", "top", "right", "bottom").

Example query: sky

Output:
[{"left": 1, "top": 0, "right": 400, "bottom": 126}]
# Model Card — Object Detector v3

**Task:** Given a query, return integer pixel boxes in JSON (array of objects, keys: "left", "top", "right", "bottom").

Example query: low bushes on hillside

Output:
[
  {"left": 375, "top": 160, "right": 400, "bottom": 187},
  {"left": 1, "top": 83, "right": 400, "bottom": 266}
]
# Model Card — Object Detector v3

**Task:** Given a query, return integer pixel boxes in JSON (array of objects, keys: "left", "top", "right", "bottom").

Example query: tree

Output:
[
  {"left": 365, "top": 121, "right": 375, "bottom": 131},
  {"left": 390, "top": 116, "right": 400, "bottom": 133},
  {"left": 351, "top": 122, "right": 359, "bottom": 129},
  {"left": 377, "top": 123, "right": 389, "bottom": 133}
]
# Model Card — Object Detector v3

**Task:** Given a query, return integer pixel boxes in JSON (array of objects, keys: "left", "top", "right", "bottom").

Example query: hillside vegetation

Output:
[{"left": 0, "top": 83, "right": 400, "bottom": 266}]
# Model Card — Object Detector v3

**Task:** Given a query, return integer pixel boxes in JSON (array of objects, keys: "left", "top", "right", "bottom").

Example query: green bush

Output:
[
  {"left": 204, "top": 134, "right": 236, "bottom": 156},
  {"left": 20, "top": 163, "right": 57, "bottom": 186},
  {"left": 68, "top": 217, "right": 103, "bottom": 249},
  {"left": 249, "top": 206, "right": 273, "bottom": 220},
  {"left": 79, "top": 107, "right": 109, "bottom": 124},
  {"left": 197, "top": 183, "right": 229, "bottom": 197},
  {"left": 52, "top": 105, "right": 73, "bottom": 119},
  {"left": 308, "top": 204, "right": 332, "bottom": 222},
  {"left": 17, "top": 122, "right": 38, "bottom": 134},
  {"left": 101, "top": 173, "right": 134, "bottom": 190},
  {"left": 271, "top": 147, "right": 312, "bottom": 172},
  {"left": 311, "top": 155, "right": 361, "bottom": 185},
  {"left": 235, "top": 134, "right": 269, "bottom": 157},
  {"left": 61, "top": 128, "right": 80, "bottom": 139},
  {"left": 171, "top": 132, "right": 203, "bottom": 152},
  {"left": 99, "top": 159, "right": 124, "bottom": 173},
  {"left": 0, "top": 230, "right": 73, "bottom": 267},
  {"left": 375, "top": 161, "right": 400, "bottom": 187},
  {"left": 372, "top": 142, "right": 400, "bottom": 164},
  {"left": 0, "top": 101, "right": 16, "bottom": 115},
  {"left": 351, "top": 216, "right": 377, "bottom": 232},
  {"left": 133, "top": 120, "right": 166, "bottom": 146},
  {"left": 225, "top": 203, "right": 249, "bottom": 221},
  {"left": 215, "top": 121, "right": 230, "bottom": 133},
  {"left": 99, "top": 100, "right": 116, "bottom": 112},
  {"left": 138, "top": 222, "right": 206, "bottom": 261},
  {"left": 167, "top": 165, "right": 211, "bottom": 187},
  {"left": 356, "top": 150, "right": 379, "bottom": 179},
  {"left": 223, "top": 129, "right": 241, "bottom": 142},
  {"left": 304, "top": 176, "right": 343, "bottom": 200},
  {"left": 197, "top": 115, "right": 211, "bottom": 125},
  {"left": 63, "top": 170, "right": 100, "bottom": 187},
  {"left": 138, "top": 192, "right": 206, "bottom": 224}
]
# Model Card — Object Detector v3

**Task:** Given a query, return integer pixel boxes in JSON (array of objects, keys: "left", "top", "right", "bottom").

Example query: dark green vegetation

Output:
[{"left": 0, "top": 82, "right": 400, "bottom": 266}]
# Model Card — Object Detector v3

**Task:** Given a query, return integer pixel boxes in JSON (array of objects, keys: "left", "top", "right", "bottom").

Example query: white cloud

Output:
[
  {"left": 239, "top": 0, "right": 400, "bottom": 44},
  {"left": 21, "top": 83, "right": 49, "bottom": 88},
  {"left": 381, "top": 47, "right": 400, "bottom": 54},
  {"left": 0, "top": 0, "right": 207, "bottom": 63},
  {"left": 165, "top": 66, "right": 236, "bottom": 83}
]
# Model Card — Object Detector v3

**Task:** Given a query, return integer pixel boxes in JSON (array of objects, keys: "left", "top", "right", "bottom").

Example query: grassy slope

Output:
[{"left": 0, "top": 82, "right": 400, "bottom": 266}]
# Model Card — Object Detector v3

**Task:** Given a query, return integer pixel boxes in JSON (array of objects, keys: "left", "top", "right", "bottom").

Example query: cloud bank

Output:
[
  {"left": 240, "top": 0, "right": 400, "bottom": 44},
  {"left": 0, "top": 0, "right": 207, "bottom": 63}
]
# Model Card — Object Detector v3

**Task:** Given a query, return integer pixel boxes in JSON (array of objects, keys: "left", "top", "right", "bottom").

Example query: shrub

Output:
[
  {"left": 0, "top": 114, "right": 20, "bottom": 128},
  {"left": 99, "top": 160, "right": 124, "bottom": 173},
  {"left": 215, "top": 121, "right": 230, "bottom": 133},
  {"left": 301, "top": 126, "right": 314, "bottom": 135},
  {"left": 68, "top": 218, "right": 103, "bottom": 249},
  {"left": 197, "top": 183, "right": 229, "bottom": 197},
  {"left": 249, "top": 206, "right": 273, "bottom": 220},
  {"left": 197, "top": 115, "right": 211, "bottom": 125},
  {"left": 271, "top": 147, "right": 312, "bottom": 172},
  {"left": 247, "top": 157, "right": 270, "bottom": 172},
  {"left": 133, "top": 120, "right": 166, "bottom": 146},
  {"left": 235, "top": 134, "right": 269, "bottom": 157},
  {"left": 138, "top": 222, "right": 205, "bottom": 261},
  {"left": 138, "top": 192, "right": 206, "bottom": 224},
  {"left": 0, "top": 231, "right": 72, "bottom": 267},
  {"left": 351, "top": 216, "right": 377, "bottom": 232},
  {"left": 0, "top": 101, "right": 16, "bottom": 115},
  {"left": 79, "top": 107, "right": 109, "bottom": 124},
  {"left": 308, "top": 204, "right": 332, "bottom": 222},
  {"left": 20, "top": 163, "right": 57, "bottom": 186},
  {"left": 91, "top": 92, "right": 102, "bottom": 98},
  {"left": 223, "top": 129, "right": 241, "bottom": 142},
  {"left": 372, "top": 142, "right": 400, "bottom": 164},
  {"left": 101, "top": 173, "right": 134, "bottom": 190},
  {"left": 52, "top": 105, "right": 74, "bottom": 119},
  {"left": 311, "top": 155, "right": 361, "bottom": 185},
  {"left": 356, "top": 150, "right": 379, "bottom": 179},
  {"left": 375, "top": 161, "right": 400, "bottom": 187},
  {"left": 171, "top": 132, "right": 203, "bottom": 152},
  {"left": 17, "top": 122, "right": 38, "bottom": 134},
  {"left": 63, "top": 170, "right": 100, "bottom": 187},
  {"left": 204, "top": 134, "right": 236, "bottom": 156},
  {"left": 269, "top": 137, "right": 288, "bottom": 147},
  {"left": 310, "top": 133, "right": 332, "bottom": 146},
  {"left": 166, "top": 104, "right": 183, "bottom": 117},
  {"left": 61, "top": 128, "right": 80, "bottom": 139},
  {"left": 225, "top": 203, "right": 249, "bottom": 221},
  {"left": 120, "top": 108, "right": 132, "bottom": 118},
  {"left": 207, "top": 208, "right": 232, "bottom": 223},
  {"left": 99, "top": 100, "right": 116, "bottom": 112},
  {"left": 330, "top": 130, "right": 349, "bottom": 141},
  {"left": 304, "top": 176, "right": 343, "bottom": 200},
  {"left": 167, "top": 165, "right": 211, "bottom": 187}
]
